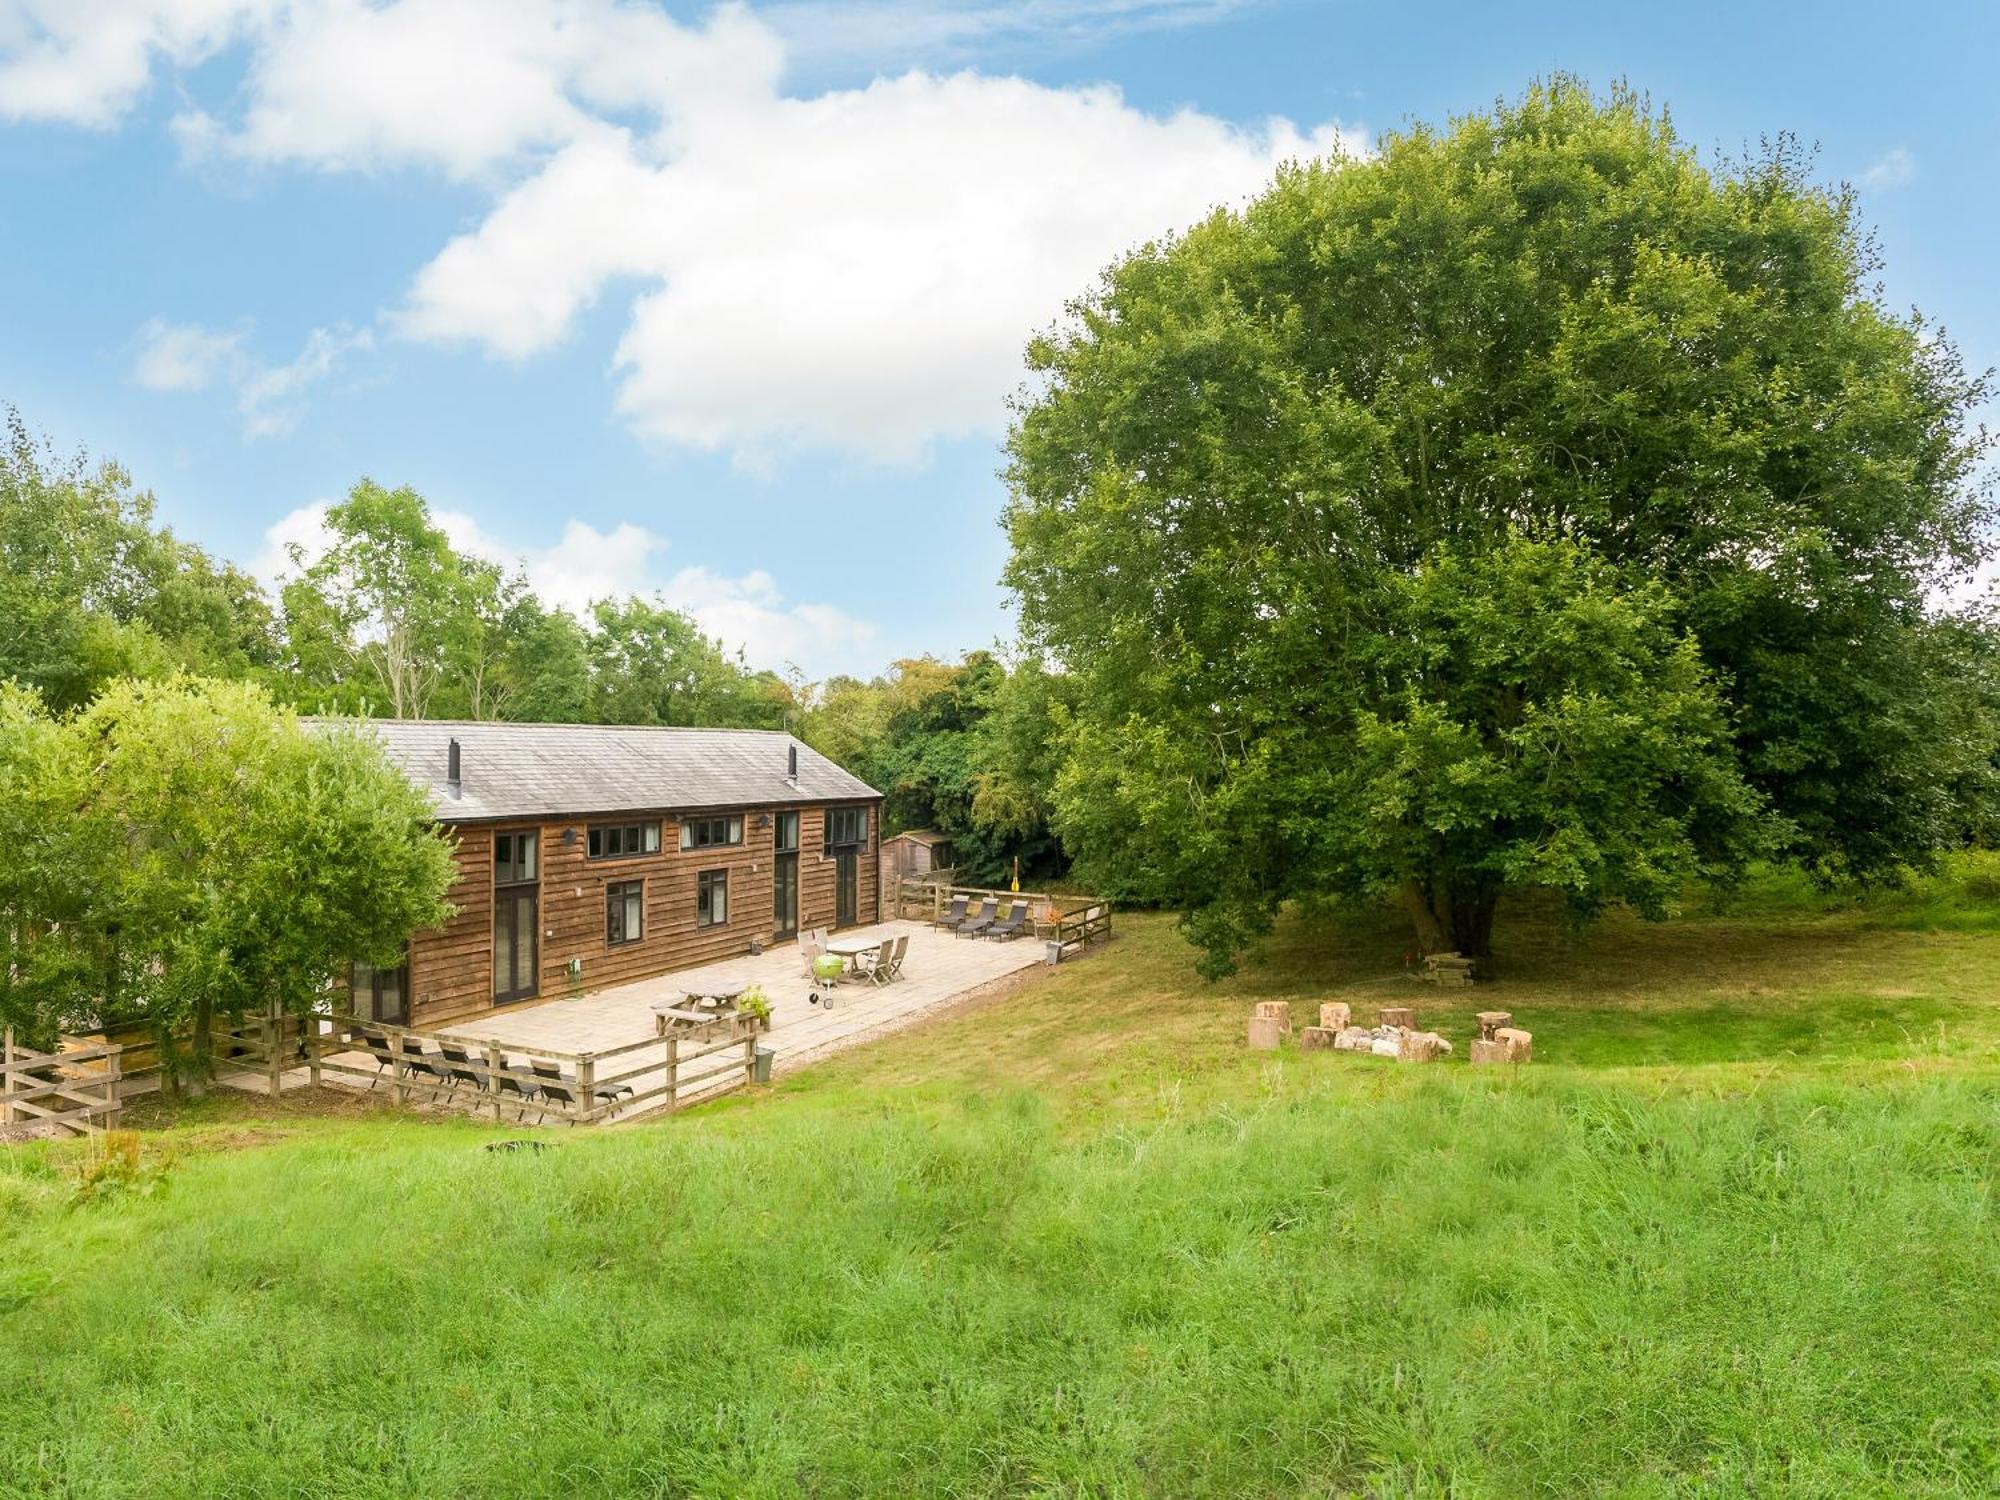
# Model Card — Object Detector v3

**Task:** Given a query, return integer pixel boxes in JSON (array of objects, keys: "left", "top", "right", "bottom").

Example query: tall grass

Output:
[
  {"left": 5, "top": 1067, "right": 1999, "bottom": 1496},
  {"left": 9, "top": 870, "right": 2000, "bottom": 1495}
]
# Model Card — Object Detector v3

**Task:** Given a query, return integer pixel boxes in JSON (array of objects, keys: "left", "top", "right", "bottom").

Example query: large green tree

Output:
[
  {"left": 0, "top": 409, "right": 278, "bottom": 710},
  {"left": 283, "top": 480, "right": 474, "bottom": 719},
  {"left": 0, "top": 678, "right": 457, "bottom": 1086},
  {"left": 801, "top": 653, "right": 1070, "bottom": 887},
  {"left": 1004, "top": 80, "right": 1995, "bottom": 973},
  {"left": 586, "top": 596, "right": 789, "bottom": 728}
]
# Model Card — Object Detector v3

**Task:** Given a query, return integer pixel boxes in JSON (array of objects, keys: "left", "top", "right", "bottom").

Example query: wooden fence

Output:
[
  {"left": 4, "top": 1008, "right": 761, "bottom": 1133},
  {"left": 894, "top": 880, "right": 1114, "bottom": 955},
  {"left": 2, "top": 1029, "right": 123, "bottom": 1136},
  {"left": 297, "top": 1012, "right": 760, "bottom": 1126},
  {"left": 1048, "top": 899, "right": 1113, "bottom": 956}
]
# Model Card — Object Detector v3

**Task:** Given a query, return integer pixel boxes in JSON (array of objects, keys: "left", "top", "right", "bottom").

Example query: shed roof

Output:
[
  {"left": 884, "top": 828, "right": 953, "bottom": 847},
  {"left": 306, "top": 718, "right": 880, "bottom": 824}
]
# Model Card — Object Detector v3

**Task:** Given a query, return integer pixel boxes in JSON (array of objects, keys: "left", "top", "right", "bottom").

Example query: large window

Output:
[
  {"left": 606, "top": 880, "right": 644, "bottom": 946},
  {"left": 824, "top": 806, "right": 869, "bottom": 850},
  {"left": 680, "top": 816, "right": 743, "bottom": 851},
  {"left": 494, "top": 830, "right": 539, "bottom": 885},
  {"left": 588, "top": 821, "right": 661, "bottom": 860},
  {"left": 774, "top": 811, "right": 799, "bottom": 852},
  {"left": 697, "top": 869, "right": 729, "bottom": 927}
]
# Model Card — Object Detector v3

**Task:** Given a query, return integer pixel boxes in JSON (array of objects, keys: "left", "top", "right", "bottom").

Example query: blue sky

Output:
[{"left": 2, "top": 0, "right": 1994, "bottom": 678}]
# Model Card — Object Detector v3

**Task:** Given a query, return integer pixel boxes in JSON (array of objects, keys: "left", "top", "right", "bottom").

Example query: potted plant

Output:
[{"left": 738, "top": 987, "right": 773, "bottom": 1032}]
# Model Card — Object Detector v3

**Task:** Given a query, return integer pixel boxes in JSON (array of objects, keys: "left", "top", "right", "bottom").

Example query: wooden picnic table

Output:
[
  {"left": 651, "top": 977, "right": 752, "bottom": 1036},
  {"left": 825, "top": 935, "right": 883, "bottom": 958}
]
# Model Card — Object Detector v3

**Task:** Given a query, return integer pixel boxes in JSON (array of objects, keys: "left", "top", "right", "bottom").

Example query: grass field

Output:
[{"left": 5, "top": 865, "right": 2000, "bottom": 1497}]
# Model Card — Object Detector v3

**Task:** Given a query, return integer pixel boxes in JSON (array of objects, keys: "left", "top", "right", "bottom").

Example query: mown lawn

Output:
[{"left": 5, "top": 868, "right": 2000, "bottom": 1497}]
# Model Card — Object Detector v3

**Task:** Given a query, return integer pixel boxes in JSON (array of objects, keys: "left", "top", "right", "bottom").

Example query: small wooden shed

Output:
[{"left": 880, "top": 828, "right": 955, "bottom": 884}]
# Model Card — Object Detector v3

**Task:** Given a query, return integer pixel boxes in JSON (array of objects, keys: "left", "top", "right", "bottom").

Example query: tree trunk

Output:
[
  {"left": 185, "top": 991, "right": 215, "bottom": 1098},
  {"left": 1398, "top": 878, "right": 1500, "bottom": 970}
]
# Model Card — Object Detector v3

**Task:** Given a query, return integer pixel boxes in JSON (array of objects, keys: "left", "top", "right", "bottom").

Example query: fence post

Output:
[
  {"left": 104, "top": 1041, "right": 123, "bottom": 1131},
  {"left": 2, "top": 1027, "right": 13, "bottom": 1126},
  {"left": 266, "top": 1003, "right": 282, "bottom": 1098},
  {"left": 307, "top": 1015, "right": 321, "bottom": 1090},
  {"left": 392, "top": 1033, "right": 408, "bottom": 1108},
  {"left": 577, "top": 1054, "right": 596, "bottom": 1126},
  {"left": 665, "top": 1035, "right": 679, "bottom": 1114},
  {"left": 742, "top": 1021, "right": 756, "bottom": 1091},
  {"left": 484, "top": 1041, "right": 503, "bottom": 1122}
]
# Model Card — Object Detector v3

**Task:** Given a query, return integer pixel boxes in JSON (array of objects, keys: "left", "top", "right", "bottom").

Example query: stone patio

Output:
[{"left": 438, "top": 917, "right": 1045, "bottom": 1100}]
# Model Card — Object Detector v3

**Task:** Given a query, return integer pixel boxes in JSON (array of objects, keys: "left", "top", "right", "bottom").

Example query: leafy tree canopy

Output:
[
  {"left": 801, "top": 653, "right": 1075, "bottom": 888},
  {"left": 0, "top": 409, "right": 278, "bottom": 710},
  {"left": 1004, "top": 79, "right": 1997, "bottom": 973},
  {"left": 0, "top": 677, "right": 457, "bottom": 1085}
]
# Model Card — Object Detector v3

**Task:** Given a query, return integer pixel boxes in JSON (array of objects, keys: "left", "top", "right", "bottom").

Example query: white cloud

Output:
[
  {"left": 255, "top": 502, "right": 878, "bottom": 676},
  {"left": 404, "top": 71, "right": 1356, "bottom": 462},
  {"left": 19, "top": 1, "right": 1361, "bottom": 465},
  {"left": 130, "top": 317, "right": 371, "bottom": 437},
  {"left": 0, "top": 0, "right": 267, "bottom": 127},
  {"left": 1860, "top": 146, "right": 1916, "bottom": 191},
  {"left": 130, "top": 317, "right": 245, "bottom": 390}
]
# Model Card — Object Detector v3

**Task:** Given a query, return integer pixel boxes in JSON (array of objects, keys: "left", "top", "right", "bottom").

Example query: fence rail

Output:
[
  {"left": 7, "top": 1004, "right": 761, "bottom": 1134},
  {"left": 2, "top": 1029, "right": 123, "bottom": 1136},
  {"left": 297, "top": 1011, "right": 758, "bottom": 1126},
  {"left": 895, "top": 880, "right": 1114, "bottom": 954}
]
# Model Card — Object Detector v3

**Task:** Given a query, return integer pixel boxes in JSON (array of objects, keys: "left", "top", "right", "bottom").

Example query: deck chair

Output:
[
  {"left": 531, "top": 1059, "right": 633, "bottom": 1119},
  {"left": 357, "top": 1032, "right": 395, "bottom": 1088},
  {"left": 489, "top": 1062, "right": 542, "bottom": 1122},
  {"left": 798, "top": 931, "right": 827, "bottom": 979},
  {"left": 860, "top": 938, "right": 896, "bottom": 985},
  {"left": 955, "top": 896, "right": 999, "bottom": 938},
  {"left": 400, "top": 1038, "right": 451, "bottom": 1094},
  {"left": 984, "top": 900, "right": 1030, "bottom": 941},
  {"left": 438, "top": 1041, "right": 485, "bottom": 1095},
  {"left": 932, "top": 894, "right": 969, "bottom": 931},
  {"left": 883, "top": 933, "right": 909, "bottom": 980}
]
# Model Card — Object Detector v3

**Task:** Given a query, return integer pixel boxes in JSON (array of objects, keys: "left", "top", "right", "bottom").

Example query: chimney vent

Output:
[
  {"left": 787, "top": 743, "right": 798, "bottom": 784},
  {"left": 446, "top": 737, "right": 462, "bottom": 799}
]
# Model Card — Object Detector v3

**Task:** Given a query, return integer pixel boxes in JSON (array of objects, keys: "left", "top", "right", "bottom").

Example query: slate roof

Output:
[{"left": 305, "top": 718, "right": 880, "bottom": 824}]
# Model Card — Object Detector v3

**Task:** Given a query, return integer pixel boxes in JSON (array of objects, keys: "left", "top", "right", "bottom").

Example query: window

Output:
[
  {"left": 494, "top": 830, "right": 538, "bottom": 885},
  {"left": 680, "top": 816, "right": 743, "bottom": 851},
  {"left": 697, "top": 869, "right": 729, "bottom": 927},
  {"left": 606, "top": 880, "right": 644, "bottom": 946},
  {"left": 774, "top": 811, "right": 799, "bottom": 853},
  {"left": 824, "top": 806, "right": 868, "bottom": 850},
  {"left": 588, "top": 821, "right": 661, "bottom": 860}
]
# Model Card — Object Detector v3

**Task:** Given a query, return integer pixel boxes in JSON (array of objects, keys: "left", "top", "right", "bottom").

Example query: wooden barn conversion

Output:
[{"left": 318, "top": 720, "right": 883, "bottom": 1029}]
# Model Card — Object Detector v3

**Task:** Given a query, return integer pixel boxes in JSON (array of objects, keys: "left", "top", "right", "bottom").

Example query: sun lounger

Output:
[
  {"left": 956, "top": 896, "right": 999, "bottom": 938},
  {"left": 984, "top": 900, "right": 1030, "bottom": 941}
]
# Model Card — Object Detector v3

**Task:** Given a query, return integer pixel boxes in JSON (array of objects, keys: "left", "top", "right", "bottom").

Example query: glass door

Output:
[
  {"left": 773, "top": 811, "right": 799, "bottom": 939},
  {"left": 835, "top": 849, "right": 858, "bottom": 928},
  {"left": 493, "top": 830, "right": 540, "bottom": 1004},
  {"left": 350, "top": 960, "right": 409, "bottom": 1026}
]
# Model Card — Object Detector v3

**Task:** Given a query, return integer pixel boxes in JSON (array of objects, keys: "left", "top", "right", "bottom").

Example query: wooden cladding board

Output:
[{"left": 408, "top": 802, "right": 880, "bottom": 1027}]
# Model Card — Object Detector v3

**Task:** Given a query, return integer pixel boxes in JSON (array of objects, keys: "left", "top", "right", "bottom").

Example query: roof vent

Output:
[
  {"left": 786, "top": 742, "right": 798, "bottom": 786},
  {"left": 446, "top": 737, "right": 462, "bottom": 799}
]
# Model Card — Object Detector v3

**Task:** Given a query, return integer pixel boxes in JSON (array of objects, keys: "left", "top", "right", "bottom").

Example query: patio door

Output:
[
  {"left": 773, "top": 811, "right": 799, "bottom": 940},
  {"left": 350, "top": 959, "right": 408, "bottom": 1026},
  {"left": 493, "top": 830, "right": 540, "bottom": 1004},
  {"left": 834, "top": 849, "right": 858, "bottom": 928}
]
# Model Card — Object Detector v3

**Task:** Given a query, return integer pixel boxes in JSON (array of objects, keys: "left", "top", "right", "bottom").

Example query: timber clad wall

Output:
[{"left": 407, "top": 802, "right": 880, "bottom": 1027}]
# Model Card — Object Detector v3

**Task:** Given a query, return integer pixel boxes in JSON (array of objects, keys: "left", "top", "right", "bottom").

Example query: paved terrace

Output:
[{"left": 438, "top": 917, "right": 1045, "bottom": 1107}]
